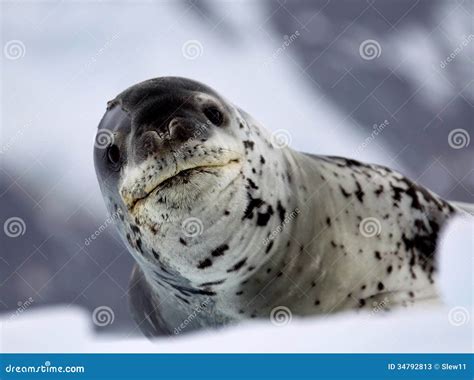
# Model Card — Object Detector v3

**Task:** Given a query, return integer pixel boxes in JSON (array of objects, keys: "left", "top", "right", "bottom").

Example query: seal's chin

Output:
[{"left": 131, "top": 159, "right": 241, "bottom": 212}]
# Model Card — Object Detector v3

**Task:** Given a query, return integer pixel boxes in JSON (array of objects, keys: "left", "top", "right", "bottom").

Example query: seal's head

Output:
[{"left": 94, "top": 77, "right": 288, "bottom": 286}]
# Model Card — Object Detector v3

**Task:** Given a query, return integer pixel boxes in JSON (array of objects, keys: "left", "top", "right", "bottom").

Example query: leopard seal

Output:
[{"left": 93, "top": 77, "right": 471, "bottom": 337}]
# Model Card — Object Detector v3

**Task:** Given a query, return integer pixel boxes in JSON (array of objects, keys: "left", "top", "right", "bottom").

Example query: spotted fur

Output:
[{"left": 94, "top": 77, "right": 467, "bottom": 337}]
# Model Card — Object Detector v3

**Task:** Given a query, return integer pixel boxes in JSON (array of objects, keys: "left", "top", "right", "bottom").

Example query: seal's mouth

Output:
[{"left": 129, "top": 159, "right": 240, "bottom": 212}]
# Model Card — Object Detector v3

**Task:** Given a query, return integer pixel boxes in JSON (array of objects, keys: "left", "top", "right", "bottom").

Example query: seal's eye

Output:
[
  {"left": 106, "top": 144, "right": 121, "bottom": 168},
  {"left": 203, "top": 106, "right": 224, "bottom": 126}
]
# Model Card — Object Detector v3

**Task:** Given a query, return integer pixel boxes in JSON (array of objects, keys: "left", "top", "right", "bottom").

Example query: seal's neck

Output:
[{"left": 138, "top": 120, "right": 326, "bottom": 325}]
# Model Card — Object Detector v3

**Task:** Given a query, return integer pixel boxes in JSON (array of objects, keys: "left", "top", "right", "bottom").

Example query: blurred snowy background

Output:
[{"left": 1, "top": 0, "right": 473, "bottom": 337}]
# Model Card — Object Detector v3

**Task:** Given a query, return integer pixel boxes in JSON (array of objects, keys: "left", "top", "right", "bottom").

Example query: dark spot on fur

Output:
[
  {"left": 414, "top": 219, "right": 426, "bottom": 231},
  {"left": 243, "top": 192, "right": 264, "bottom": 220},
  {"left": 199, "top": 279, "right": 225, "bottom": 287},
  {"left": 150, "top": 224, "right": 159, "bottom": 234},
  {"left": 265, "top": 241, "right": 274, "bottom": 254},
  {"left": 257, "top": 205, "right": 274, "bottom": 226},
  {"left": 198, "top": 258, "right": 213, "bottom": 269},
  {"left": 276, "top": 201, "right": 286, "bottom": 223},
  {"left": 227, "top": 258, "right": 247, "bottom": 272},
  {"left": 329, "top": 157, "right": 364, "bottom": 169},
  {"left": 326, "top": 217, "right": 331, "bottom": 227},
  {"left": 211, "top": 244, "right": 229, "bottom": 257},
  {"left": 339, "top": 186, "right": 351, "bottom": 198},
  {"left": 375, "top": 251, "right": 382, "bottom": 260},
  {"left": 260, "top": 155, "right": 265, "bottom": 164},
  {"left": 391, "top": 184, "right": 404, "bottom": 203},
  {"left": 170, "top": 284, "right": 215, "bottom": 297},
  {"left": 377, "top": 282, "right": 384, "bottom": 291},
  {"left": 126, "top": 233, "right": 133, "bottom": 245},
  {"left": 179, "top": 238, "right": 187, "bottom": 246},
  {"left": 247, "top": 178, "right": 259, "bottom": 190},
  {"left": 136, "top": 238, "right": 143, "bottom": 253},
  {"left": 175, "top": 295, "right": 190, "bottom": 304},
  {"left": 197, "top": 289, "right": 216, "bottom": 296},
  {"left": 243, "top": 140, "right": 255, "bottom": 150},
  {"left": 354, "top": 181, "right": 365, "bottom": 203}
]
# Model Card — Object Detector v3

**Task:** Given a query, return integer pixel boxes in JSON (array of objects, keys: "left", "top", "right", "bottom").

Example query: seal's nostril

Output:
[
  {"left": 141, "top": 131, "right": 160, "bottom": 156},
  {"left": 168, "top": 117, "right": 192, "bottom": 141},
  {"left": 168, "top": 118, "right": 181, "bottom": 136}
]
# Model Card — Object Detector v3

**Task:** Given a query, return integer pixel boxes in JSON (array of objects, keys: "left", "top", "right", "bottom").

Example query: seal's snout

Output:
[
  {"left": 136, "top": 116, "right": 203, "bottom": 150},
  {"left": 96, "top": 77, "right": 244, "bottom": 214}
]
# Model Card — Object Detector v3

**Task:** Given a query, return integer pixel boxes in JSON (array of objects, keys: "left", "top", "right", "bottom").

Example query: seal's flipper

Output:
[{"left": 128, "top": 265, "right": 171, "bottom": 337}]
